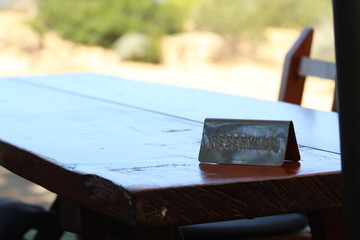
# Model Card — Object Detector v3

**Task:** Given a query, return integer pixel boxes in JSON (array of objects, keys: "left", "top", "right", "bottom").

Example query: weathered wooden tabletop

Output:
[{"left": 0, "top": 74, "right": 341, "bottom": 230}]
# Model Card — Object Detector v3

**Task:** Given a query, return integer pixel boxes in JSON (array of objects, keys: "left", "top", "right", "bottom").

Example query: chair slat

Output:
[{"left": 299, "top": 57, "right": 336, "bottom": 80}]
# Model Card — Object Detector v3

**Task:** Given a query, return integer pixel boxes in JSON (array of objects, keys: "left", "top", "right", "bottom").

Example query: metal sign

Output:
[{"left": 198, "top": 119, "right": 300, "bottom": 166}]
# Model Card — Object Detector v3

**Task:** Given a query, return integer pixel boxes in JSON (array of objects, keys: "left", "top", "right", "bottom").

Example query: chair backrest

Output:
[{"left": 278, "top": 27, "right": 337, "bottom": 111}]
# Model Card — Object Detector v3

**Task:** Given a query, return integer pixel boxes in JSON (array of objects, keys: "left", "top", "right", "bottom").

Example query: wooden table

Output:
[{"left": 0, "top": 74, "right": 342, "bottom": 239}]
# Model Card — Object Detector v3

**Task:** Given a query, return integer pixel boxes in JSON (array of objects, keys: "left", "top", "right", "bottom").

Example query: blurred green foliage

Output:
[
  {"left": 33, "top": 0, "right": 332, "bottom": 63},
  {"left": 191, "top": 0, "right": 331, "bottom": 37},
  {"left": 190, "top": 0, "right": 332, "bottom": 60},
  {"left": 36, "top": 0, "right": 192, "bottom": 46},
  {"left": 34, "top": 0, "right": 197, "bottom": 62}
]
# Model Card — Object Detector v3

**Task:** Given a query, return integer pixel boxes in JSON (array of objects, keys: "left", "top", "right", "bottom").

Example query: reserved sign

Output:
[{"left": 198, "top": 119, "right": 300, "bottom": 166}]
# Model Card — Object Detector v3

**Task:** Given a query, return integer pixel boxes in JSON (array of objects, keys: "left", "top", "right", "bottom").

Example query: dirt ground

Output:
[{"left": 0, "top": 9, "right": 336, "bottom": 208}]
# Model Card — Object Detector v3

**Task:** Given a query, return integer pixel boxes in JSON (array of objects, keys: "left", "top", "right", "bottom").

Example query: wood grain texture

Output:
[
  {"left": 134, "top": 173, "right": 342, "bottom": 227},
  {"left": 0, "top": 141, "right": 131, "bottom": 222},
  {"left": 0, "top": 74, "right": 341, "bottom": 229},
  {"left": 10, "top": 74, "right": 340, "bottom": 153}
]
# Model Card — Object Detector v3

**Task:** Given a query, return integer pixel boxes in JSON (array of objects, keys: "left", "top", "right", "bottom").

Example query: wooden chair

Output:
[{"left": 278, "top": 27, "right": 337, "bottom": 111}]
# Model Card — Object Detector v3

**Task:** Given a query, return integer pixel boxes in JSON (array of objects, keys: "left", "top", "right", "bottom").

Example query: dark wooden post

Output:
[{"left": 332, "top": 1, "right": 360, "bottom": 239}]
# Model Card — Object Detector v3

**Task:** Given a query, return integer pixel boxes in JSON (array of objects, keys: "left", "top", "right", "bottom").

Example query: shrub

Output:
[
  {"left": 113, "top": 33, "right": 162, "bottom": 63},
  {"left": 34, "top": 0, "right": 196, "bottom": 62},
  {"left": 192, "top": 0, "right": 331, "bottom": 37},
  {"left": 34, "top": 0, "right": 333, "bottom": 63},
  {"left": 190, "top": 0, "right": 332, "bottom": 60}
]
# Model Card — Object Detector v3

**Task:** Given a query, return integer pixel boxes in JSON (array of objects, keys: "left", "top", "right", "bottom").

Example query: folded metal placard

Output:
[{"left": 198, "top": 119, "right": 300, "bottom": 166}]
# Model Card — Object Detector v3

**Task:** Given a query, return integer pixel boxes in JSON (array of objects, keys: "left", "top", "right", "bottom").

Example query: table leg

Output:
[
  {"left": 34, "top": 196, "right": 64, "bottom": 240},
  {"left": 119, "top": 227, "right": 183, "bottom": 240},
  {"left": 307, "top": 207, "right": 344, "bottom": 240},
  {"left": 58, "top": 197, "right": 183, "bottom": 240},
  {"left": 80, "top": 208, "right": 183, "bottom": 240}
]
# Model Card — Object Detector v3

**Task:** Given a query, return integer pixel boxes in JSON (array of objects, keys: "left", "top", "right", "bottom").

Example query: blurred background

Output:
[
  {"left": 0, "top": 0, "right": 335, "bottom": 222},
  {"left": 0, "top": 0, "right": 335, "bottom": 110}
]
